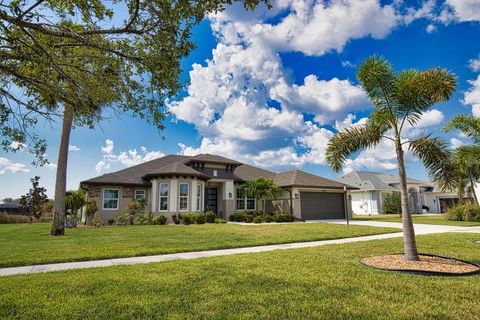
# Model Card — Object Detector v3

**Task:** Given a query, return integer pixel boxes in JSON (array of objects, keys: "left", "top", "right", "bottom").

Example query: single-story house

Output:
[
  {"left": 0, "top": 199, "right": 26, "bottom": 215},
  {"left": 337, "top": 171, "right": 473, "bottom": 215},
  {"left": 81, "top": 154, "right": 357, "bottom": 223}
]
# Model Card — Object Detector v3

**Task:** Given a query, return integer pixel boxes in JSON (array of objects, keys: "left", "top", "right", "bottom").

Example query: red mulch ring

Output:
[{"left": 361, "top": 254, "right": 480, "bottom": 276}]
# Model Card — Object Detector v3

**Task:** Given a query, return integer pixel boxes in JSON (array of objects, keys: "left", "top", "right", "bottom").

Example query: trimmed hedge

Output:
[{"left": 229, "top": 211, "right": 295, "bottom": 223}]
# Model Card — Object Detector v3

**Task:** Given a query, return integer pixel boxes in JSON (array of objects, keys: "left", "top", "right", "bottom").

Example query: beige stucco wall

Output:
[{"left": 87, "top": 185, "right": 149, "bottom": 222}]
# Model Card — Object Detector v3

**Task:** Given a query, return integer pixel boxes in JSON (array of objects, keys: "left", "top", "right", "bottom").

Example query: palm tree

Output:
[
  {"left": 242, "top": 177, "right": 283, "bottom": 213},
  {"left": 443, "top": 115, "right": 480, "bottom": 204},
  {"left": 65, "top": 189, "right": 86, "bottom": 228},
  {"left": 325, "top": 56, "right": 456, "bottom": 261}
]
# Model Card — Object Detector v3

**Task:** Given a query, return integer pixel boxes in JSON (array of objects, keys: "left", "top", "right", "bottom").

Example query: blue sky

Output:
[{"left": 1, "top": 0, "right": 480, "bottom": 198}]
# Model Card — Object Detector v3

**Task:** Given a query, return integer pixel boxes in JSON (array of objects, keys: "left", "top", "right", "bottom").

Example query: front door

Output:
[{"left": 205, "top": 188, "right": 218, "bottom": 213}]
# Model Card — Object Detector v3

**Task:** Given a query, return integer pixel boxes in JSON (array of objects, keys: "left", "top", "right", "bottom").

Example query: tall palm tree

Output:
[
  {"left": 443, "top": 115, "right": 480, "bottom": 204},
  {"left": 326, "top": 56, "right": 456, "bottom": 261}
]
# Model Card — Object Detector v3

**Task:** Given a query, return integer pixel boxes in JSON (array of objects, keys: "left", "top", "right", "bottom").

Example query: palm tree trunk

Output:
[
  {"left": 396, "top": 145, "right": 420, "bottom": 261},
  {"left": 470, "top": 178, "right": 478, "bottom": 204},
  {"left": 50, "top": 105, "right": 74, "bottom": 236}
]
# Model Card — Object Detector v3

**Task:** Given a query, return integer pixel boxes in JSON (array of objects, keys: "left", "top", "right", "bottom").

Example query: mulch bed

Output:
[{"left": 361, "top": 254, "right": 480, "bottom": 276}]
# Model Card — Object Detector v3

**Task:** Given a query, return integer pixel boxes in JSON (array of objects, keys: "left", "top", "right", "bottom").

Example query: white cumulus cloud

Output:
[
  {"left": 0, "top": 157, "right": 30, "bottom": 174},
  {"left": 68, "top": 145, "right": 80, "bottom": 152}
]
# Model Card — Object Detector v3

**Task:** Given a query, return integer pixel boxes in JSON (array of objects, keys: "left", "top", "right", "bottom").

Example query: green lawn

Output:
[
  {"left": 353, "top": 213, "right": 480, "bottom": 226},
  {"left": 0, "top": 223, "right": 398, "bottom": 267},
  {"left": 0, "top": 233, "right": 479, "bottom": 319}
]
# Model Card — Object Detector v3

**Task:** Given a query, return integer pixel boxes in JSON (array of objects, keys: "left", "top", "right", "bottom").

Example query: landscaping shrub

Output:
[
  {"left": 383, "top": 192, "right": 401, "bottom": 215},
  {"left": 264, "top": 215, "right": 274, "bottom": 223},
  {"left": 172, "top": 214, "right": 181, "bottom": 225},
  {"left": 152, "top": 215, "right": 167, "bottom": 225},
  {"left": 253, "top": 216, "right": 262, "bottom": 223},
  {"left": 181, "top": 213, "right": 196, "bottom": 225},
  {"left": 244, "top": 214, "right": 254, "bottom": 223},
  {"left": 195, "top": 213, "right": 206, "bottom": 224},
  {"left": 230, "top": 211, "right": 245, "bottom": 222},
  {"left": 214, "top": 218, "right": 226, "bottom": 224},
  {"left": 92, "top": 214, "right": 103, "bottom": 227},
  {"left": 107, "top": 219, "right": 115, "bottom": 226},
  {"left": 447, "top": 203, "right": 480, "bottom": 222},
  {"left": 273, "top": 212, "right": 295, "bottom": 222},
  {"left": 134, "top": 211, "right": 150, "bottom": 225},
  {"left": 0, "top": 214, "right": 30, "bottom": 224},
  {"left": 205, "top": 211, "right": 216, "bottom": 223},
  {"left": 116, "top": 212, "right": 130, "bottom": 226}
]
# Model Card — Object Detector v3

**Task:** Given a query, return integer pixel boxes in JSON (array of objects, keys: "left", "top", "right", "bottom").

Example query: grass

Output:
[
  {"left": 0, "top": 222, "right": 398, "bottom": 267},
  {"left": 0, "top": 232, "right": 478, "bottom": 319},
  {"left": 353, "top": 213, "right": 480, "bottom": 226}
]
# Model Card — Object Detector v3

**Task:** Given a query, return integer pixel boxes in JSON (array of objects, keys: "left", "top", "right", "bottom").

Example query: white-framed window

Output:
[
  {"left": 236, "top": 188, "right": 245, "bottom": 210},
  {"left": 213, "top": 170, "right": 218, "bottom": 177},
  {"left": 196, "top": 183, "right": 203, "bottom": 211},
  {"left": 236, "top": 188, "right": 256, "bottom": 211},
  {"left": 179, "top": 183, "right": 189, "bottom": 211},
  {"left": 103, "top": 189, "right": 119, "bottom": 210},
  {"left": 159, "top": 183, "right": 169, "bottom": 211},
  {"left": 134, "top": 190, "right": 145, "bottom": 201}
]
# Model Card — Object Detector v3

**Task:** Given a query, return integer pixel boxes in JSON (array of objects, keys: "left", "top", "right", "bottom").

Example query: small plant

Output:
[
  {"left": 107, "top": 219, "right": 115, "bottom": 226},
  {"left": 152, "top": 215, "right": 167, "bottom": 225},
  {"left": 116, "top": 211, "right": 130, "bottom": 226},
  {"left": 195, "top": 213, "right": 206, "bottom": 224},
  {"left": 92, "top": 214, "right": 103, "bottom": 227},
  {"left": 214, "top": 218, "right": 226, "bottom": 224},
  {"left": 205, "top": 211, "right": 216, "bottom": 223},
  {"left": 134, "top": 211, "right": 151, "bottom": 225},
  {"left": 172, "top": 214, "right": 181, "bottom": 225},
  {"left": 253, "top": 216, "right": 262, "bottom": 223},
  {"left": 85, "top": 199, "right": 98, "bottom": 226},
  {"left": 181, "top": 213, "right": 196, "bottom": 225},
  {"left": 264, "top": 215, "right": 274, "bottom": 223}
]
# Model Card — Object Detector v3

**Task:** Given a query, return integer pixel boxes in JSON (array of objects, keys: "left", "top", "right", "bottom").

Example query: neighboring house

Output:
[
  {"left": 0, "top": 199, "right": 26, "bottom": 215},
  {"left": 337, "top": 171, "right": 470, "bottom": 215},
  {"left": 81, "top": 154, "right": 357, "bottom": 222}
]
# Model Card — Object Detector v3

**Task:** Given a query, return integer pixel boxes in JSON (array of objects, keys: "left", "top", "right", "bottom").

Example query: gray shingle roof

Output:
[
  {"left": 81, "top": 154, "right": 351, "bottom": 189},
  {"left": 189, "top": 153, "right": 242, "bottom": 165},
  {"left": 337, "top": 171, "right": 430, "bottom": 191},
  {"left": 143, "top": 162, "right": 208, "bottom": 179},
  {"left": 274, "top": 170, "right": 355, "bottom": 189},
  {"left": 233, "top": 164, "right": 275, "bottom": 182},
  {"left": 82, "top": 155, "right": 191, "bottom": 186}
]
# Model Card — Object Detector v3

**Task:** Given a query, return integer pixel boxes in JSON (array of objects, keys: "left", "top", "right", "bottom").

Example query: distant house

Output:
[
  {"left": 81, "top": 154, "right": 357, "bottom": 223},
  {"left": 337, "top": 171, "right": 471, "bottom": 214},
  {"left": 0, "top": 199, "right": 26, "bottom": 215}
]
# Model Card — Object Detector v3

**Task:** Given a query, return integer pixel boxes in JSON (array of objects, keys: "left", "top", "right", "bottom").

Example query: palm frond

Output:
[
  {"left": 408, "top": 135, "right": 456, "bottom": 191},
  {"left": 326, "top": 123, "right": 386, "bottom": 172},
  {"left": 444, "top": 114, "right": 480, "bottom": 143},
  {"left": 396, "top": 68, "right": 456, "bottom": 126},
  {"left": 357, "top": 55, "right": 396, "bottom": 110}
]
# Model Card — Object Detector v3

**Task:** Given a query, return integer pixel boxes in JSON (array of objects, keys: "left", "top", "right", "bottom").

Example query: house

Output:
[
  {"left": 337, "top": 171, "right": 470, "bottom": 215},
  {"left": 0, "top": 199, "right": 26, "bottom": 215},
  {"left": 81, "top": 154, "right": 356, "bottom": 222}
]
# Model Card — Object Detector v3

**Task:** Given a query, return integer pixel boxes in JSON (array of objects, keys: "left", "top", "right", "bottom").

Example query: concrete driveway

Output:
[{"left": 313, "top": 219, "right": 480, "bottom": 235}]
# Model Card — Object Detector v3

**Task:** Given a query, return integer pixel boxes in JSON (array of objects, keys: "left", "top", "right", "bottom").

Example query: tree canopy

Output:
[{"left": 0, "top": 0, "right": 269, "bottom": 162}]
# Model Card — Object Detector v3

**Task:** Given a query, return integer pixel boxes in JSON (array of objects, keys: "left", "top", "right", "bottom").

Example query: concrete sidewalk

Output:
[
  {"left": 1, "top": 221, "right": 479, "bottom": 277},
  {"left": 0, "top": 232, "right": 406, "bottom": 277}
]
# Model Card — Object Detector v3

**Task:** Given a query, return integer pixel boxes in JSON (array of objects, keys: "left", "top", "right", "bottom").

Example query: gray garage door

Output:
[{"left": 300, "top": 192, "right": 345, "bottom": 220}]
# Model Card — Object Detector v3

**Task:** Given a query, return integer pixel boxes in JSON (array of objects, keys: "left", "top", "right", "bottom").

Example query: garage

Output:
[{"left": 300, "top": 192, "right": 346, "bottom": 220}]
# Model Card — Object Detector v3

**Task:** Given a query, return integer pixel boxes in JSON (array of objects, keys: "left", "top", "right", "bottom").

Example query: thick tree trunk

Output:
[
  {"left": 50, "top": 105, "right": 74, "bottom": 236},
  {"left": 396, "top": 145, "right": 420, "bottom": 261}
]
